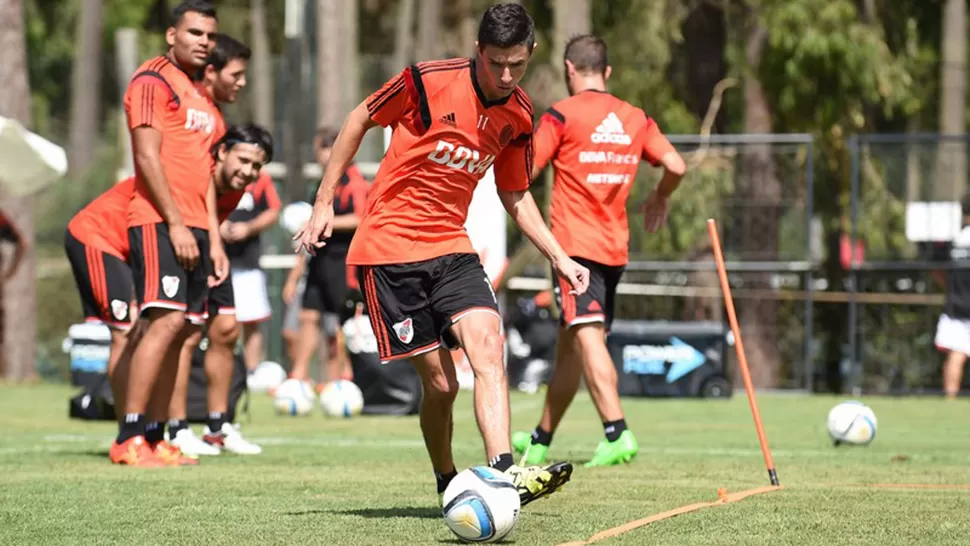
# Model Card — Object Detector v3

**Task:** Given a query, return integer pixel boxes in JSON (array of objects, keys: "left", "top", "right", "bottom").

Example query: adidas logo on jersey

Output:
[
  {"left": 591, "top": 112, "right": 632, "bottom": 145},
  {"left": 440, "top": 112, "right": 457, "bottom": 127},
  {"left": 427, "top": 140, "right": 496, "bottom": 176}
]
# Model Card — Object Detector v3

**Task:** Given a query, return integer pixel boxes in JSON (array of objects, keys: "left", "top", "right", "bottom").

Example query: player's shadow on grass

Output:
[{"left": 288, "top": 507, "right": 441, "bottom": 519}]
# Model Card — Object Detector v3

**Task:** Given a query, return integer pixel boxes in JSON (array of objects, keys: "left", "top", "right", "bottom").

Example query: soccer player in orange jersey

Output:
[
  {"left": 110, "top": 0, "right": 228, "bottom": 466},
  {"left": 297, "top": 4, "right": 588, "bottom": 506},
  {"left": 512, "top": 35, "right": 686, "bottom": 467}
]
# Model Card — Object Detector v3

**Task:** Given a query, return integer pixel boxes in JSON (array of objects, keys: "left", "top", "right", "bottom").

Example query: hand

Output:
[
  {"left": 226, "top": 222, "right": 251, "bottom": 243},
  {"left": 208, "top": 243, "right": 229, "bottom": 288},
  {"left": 294, "top": 203, "right": 335, "bottom": 256},
  {"left": 553, "top": 255, "right": 590, "bottom": 295},
  {"left": 641, "top": 190, "right": 671, "bottom": 233},
  {"left": 282, "top": 279, "right": 297, "bottom": 304},
  {"left": 169, "top": 224, "right": 200, "bottom": 270}
]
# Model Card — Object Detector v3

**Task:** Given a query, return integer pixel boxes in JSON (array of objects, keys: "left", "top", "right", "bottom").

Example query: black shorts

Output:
[
  {"left": 553, "top": 256, "right": 624, "bottom": 331},
  {"left": 303, "top": 251, "right": 349, "bottom": 315},
  {"left": 358, "top": 253, "right": 500, "bottom": 362},
  {"left": 206, "top": 270, "right": 235, "bottom": 319},
  {"left": 128, "top": 223, "right": 211, "bottom": 325},
  {"left": 64, "top": 230, "right": 135, "bottom": 330}
]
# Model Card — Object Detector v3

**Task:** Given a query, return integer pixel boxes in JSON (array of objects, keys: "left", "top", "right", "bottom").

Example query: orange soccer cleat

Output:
[
  {"left": 150, "top": 440, "right": 200, "bottom": 466},
  {"left": 109, "top": 436, "right": 167, "bottom": 468}
]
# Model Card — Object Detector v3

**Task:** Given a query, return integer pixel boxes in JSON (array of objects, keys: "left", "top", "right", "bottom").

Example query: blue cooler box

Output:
[
  {"left": 62, "top": 323, "right": 112, "bottom": 390},
  {"left": 606, "top": 320, "right": 733, "bottom": 398}
]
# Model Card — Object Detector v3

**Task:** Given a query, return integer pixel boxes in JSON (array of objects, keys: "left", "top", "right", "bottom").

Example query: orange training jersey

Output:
[
  {"left": 533, "top": 90, "right": 676, "bottom": 266},
  {"left": 124, "top": 55, "right": 224, "bottom": 230},
  {"left": 68, "top": 178, "right": 136, "bottom": 260},
  {"left": 346, "top": 58, "right": 534, "bottom": 266}
]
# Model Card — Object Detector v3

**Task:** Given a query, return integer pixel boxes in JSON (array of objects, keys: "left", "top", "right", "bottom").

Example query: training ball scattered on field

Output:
[
  {"left": 273, "top": 378, "right": 316, "bottom": 416},
  {"left": 247, "top": 361, "right": 287, "bottom": 393},
  {"left": 827, "top": 401, "right": 877, "bottom": 446},
  {"left": 280, "top": 201, "right": 313, "bottom": 235},
  {"left": 442, "top": 466, "right": 520, "bottom": 543},
  {"left": 319, "top": 379, "right": 364, "bottom": 418}
]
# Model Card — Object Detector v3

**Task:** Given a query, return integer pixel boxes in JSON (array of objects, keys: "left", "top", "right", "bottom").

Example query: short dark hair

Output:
[
  {"left": 564, "top": 34, "right": 608, "bottom": 75},
  {"left": 172, "top": 0, "right": 217, "bottom": 27},
  {"left": 477, "top": 3, "right": 535, "bottom": 51},
  {"left": 315, "top": 126, "right": 340, "bottom": 149},
  {"left": 212, "top": 123, "right": 274, "bottom": 163},
  {"left": 206, "top": 33, "right": 251, "bottom": 72}
]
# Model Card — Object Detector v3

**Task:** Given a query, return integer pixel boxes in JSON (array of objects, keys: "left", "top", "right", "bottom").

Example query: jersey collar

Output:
[{"left": 469, "top": 57, "right": 513, "bottom": 108}]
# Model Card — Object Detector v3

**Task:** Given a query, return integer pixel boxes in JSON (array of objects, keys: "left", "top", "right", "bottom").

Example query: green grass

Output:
[{"left": 1, "top": 384, "right": 969, "bottom": 545}]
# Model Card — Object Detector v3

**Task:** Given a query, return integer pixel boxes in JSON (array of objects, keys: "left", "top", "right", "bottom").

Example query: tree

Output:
[
  {"left": 68, "top": 0, "right": 103, "bottom": 180},
  {"left": 934, "top": 0, "right": 966, "bottom": 200},
  {"left": 317, "top": 0, "right": 341, "bottom": 128},
  {"left": 250, "top": 0, "right": 274, "bottom": 131},
  {"left": 416, "top": 0, "right": 441, "bottom": 61},
  {"left": 0, "top": 0, "right": 36, "bottom": 381}
]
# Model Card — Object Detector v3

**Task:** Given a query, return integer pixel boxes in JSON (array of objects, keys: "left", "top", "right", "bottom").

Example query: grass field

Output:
[{"left": 1, "top": 383, "right": 969, "bottom": 545}]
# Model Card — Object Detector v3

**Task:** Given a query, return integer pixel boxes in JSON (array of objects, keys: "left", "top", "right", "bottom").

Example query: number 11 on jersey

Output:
[{"left": 478, "top": 115, "right": 489, "bottom": 130}]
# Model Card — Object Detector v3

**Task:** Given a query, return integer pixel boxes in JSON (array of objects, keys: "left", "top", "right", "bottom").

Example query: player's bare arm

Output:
[
  {"left": 643, "top": 150, "right": 686, "bottom": 233},
  {"left": 206, "top": 179, "right": 229, "bottom": 286},
  {"left": 498, "top": 188, "right": 589, "bottom": 295},
  {"left": 227, "top": 206, "right": 278, "bottom": 243},
  {"left": 296, "top": 102, "right": 378, "bottom": 253},
  {"left": 131, "top": 125, "right": 200, "bottom": 269}
]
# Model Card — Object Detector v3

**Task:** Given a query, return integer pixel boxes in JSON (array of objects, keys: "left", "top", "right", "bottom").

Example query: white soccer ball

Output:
[
  {"left": 273, "top": 378, "right": 316, "bottom": 416},
  {"left": 827, "top": 401, "right": 877, "bottom": 446},
  {"left": 442, "top": 466, "right": 521, "bottom": 543},
  {"left": 319, "top": 379, "right": 364, "bottom": 418},
  {"left": 280, "top": 201, "right": 313, "bottom": 235},
  {"left": 247, "top": 361, "right": 287, "bottom": 394}
]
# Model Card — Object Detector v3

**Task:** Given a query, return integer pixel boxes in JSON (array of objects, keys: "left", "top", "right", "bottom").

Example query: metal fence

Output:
[{"left": 847, "top": 134, "right": 970, "bottom": 394}]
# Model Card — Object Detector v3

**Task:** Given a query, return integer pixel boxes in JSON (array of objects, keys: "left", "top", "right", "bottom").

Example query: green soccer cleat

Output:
[
  {"left": 505, "top": 462, "right": 573, "bottom": 506},
  {"left": 584, "top": 430, "right": 639, "bottom": 468},
  {"left": 512, "top": 431, "right": 548, "bottom": 465}
]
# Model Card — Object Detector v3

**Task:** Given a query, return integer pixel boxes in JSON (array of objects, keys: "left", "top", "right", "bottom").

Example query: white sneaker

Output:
[
  {"left": 170, "top": 427, "right": 222, "bottom": 456},
  {"left": 203, "top": 423, "right": 263, "bottom": 455}
]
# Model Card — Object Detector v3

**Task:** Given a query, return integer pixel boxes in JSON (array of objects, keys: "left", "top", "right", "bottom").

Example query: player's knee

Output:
[
  {"left": 210, "top": 317, "right": 241, "bottom": 346},
  {"left": 145, "top": 308, "right": 187, "bottom": 336},
  {"left": 424, "top": 372, "right": 460, "bottom": 404}
]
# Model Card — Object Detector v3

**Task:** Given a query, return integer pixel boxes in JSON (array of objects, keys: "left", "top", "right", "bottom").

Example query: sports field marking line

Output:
[
  {"left": 554, "top": 485, "right": 783, "bottom": 546},
  {"left": 831, "top": 483, "right": 970, "bottom": 490}
]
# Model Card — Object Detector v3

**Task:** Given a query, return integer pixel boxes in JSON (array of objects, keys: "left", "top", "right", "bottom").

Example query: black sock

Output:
[
  {"left": 531, "top": 426, "right": 553, "bottom": 447},
  {"left": 435, "top": 468, "right": 458, "bottom": 494},
  {"left": 604, "top": 419, "right": 628, "bottom": 443},
  {"left": 116, "top": 413, "right": 144, "bottom": 444},
  {"left": 207, "top": 412, "right": 227, "bottom": 434},
  {"left": 489, "top": 453, "right": 515, "bottom": 472},
  {"left": 144, "top": 421, "right": 165, "bottom": 444},
  {"left": 167, "top": 419, "right": 189, "bottom": 440}
]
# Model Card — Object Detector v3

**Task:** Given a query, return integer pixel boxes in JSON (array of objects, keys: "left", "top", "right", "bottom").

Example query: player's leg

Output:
[
  {"left": 144, "top": 320, "right": 201, "bottom": 465},
  {"left": 410, "top": 348, "right": 460, "bottom": 498},
  {"left": 164, "top": 324, "right": 217, "bottom": 456},
  {"left": 936, "top": 314, "right": 969, "bottom": 399},
  {"left": 201, "top": 283, "right": 261, "bottom": 454},
  {"left": 282, "top": 273, "right": 307, "bottom": 367},
  {"left": 433, "top": 254, "right": 572, "bottom": 505},
  {"left": 108, "top": 224, "right": 188, "bottom": 465},
  {"left": 231, "top": 268, "right": 272, "bottom": 371},
  {"left": 321, "top": 253, "right": 351, "bottom": 383},
  {"left": 291, "top": 255, "right": 328, "bottom": 381},
  {"left": 358, "top": 264, "right": 453, "bottom": 499}
]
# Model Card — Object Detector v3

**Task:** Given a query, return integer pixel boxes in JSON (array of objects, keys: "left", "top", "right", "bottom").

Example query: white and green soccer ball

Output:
[
  {"left": 827, "top": 400, "right": 877, "bottom": 446},
  {"left": 442, "top": 466, "right": 521, "bottom": 543}
]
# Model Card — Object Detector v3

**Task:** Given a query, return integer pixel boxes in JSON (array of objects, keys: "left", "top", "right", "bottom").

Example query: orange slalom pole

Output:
[{"left": 706, "top": 219, "right": 779, "bottom": 486}]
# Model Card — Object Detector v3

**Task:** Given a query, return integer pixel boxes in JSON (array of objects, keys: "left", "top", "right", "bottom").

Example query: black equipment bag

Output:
[
  {"left": 185, "top": 337, "right": 249, "bottom": 423},
  {"left": 69, "top": 372, "right": 116, "bottom": 421}
]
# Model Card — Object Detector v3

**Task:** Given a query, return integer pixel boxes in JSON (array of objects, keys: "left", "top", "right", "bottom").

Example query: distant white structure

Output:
[{"left": 0, "top": 116, "right": 68, "bottom": 196}]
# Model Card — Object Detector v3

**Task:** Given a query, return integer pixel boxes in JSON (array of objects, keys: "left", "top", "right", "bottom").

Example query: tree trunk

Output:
[
  {"left": 935, "top": 0, "right": 966, "bottom": 200},
  {"left": 458, "top": 0, "right": 476, "bottom": 57},
  {"left": 684, "top": 3, "right": 727, "bottom": 131},
  {"left": 68, "top": 0, "right": 103, "bottom": 181},
  {"left": 552, "top": 0, "right": 591, "bottom": 99},
  {"left": 416, "top": 0, "right": 442, "bottom": 61},
  {"left": 0, "top": 0, "right": 35, "bottom": 381},
  {"left": 341, "top": 0, "right": 359, "bottom": 117},
  {"left": 250, "top": 0, "right": 274, "bottom": 131},
  {"left": 739, "top": 19, "right": 780, "bottom": 388},
  {"left": 393, "top": 0, "right": 415, "bottom": 70},
  {"left": 317, "top": 0, "right": 342, "bottom": 128}
]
